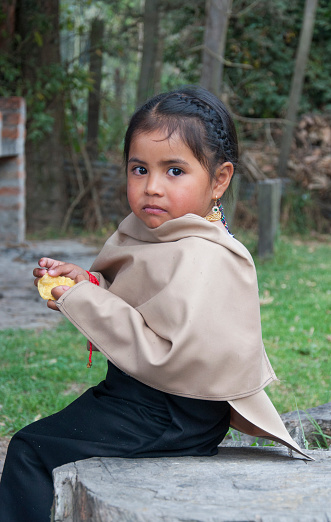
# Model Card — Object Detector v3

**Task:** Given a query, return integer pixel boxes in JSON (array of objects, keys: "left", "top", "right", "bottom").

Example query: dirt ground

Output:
[
  {"left": 0, "top": 238, "right": 100, "bottom": 475},
  {"left": 0, "top": 238, "right": 99, "bottom": 330}
]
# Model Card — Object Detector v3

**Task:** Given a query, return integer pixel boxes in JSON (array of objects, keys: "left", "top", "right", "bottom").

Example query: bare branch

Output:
[
  {"left": 61, "top": 170, "right": 102, "bottom": 234},
  {"left": 191, "top": 44, "right": 253, "bottom": 70},
  {"left": 228, "top": 108, "right": 291, "bottom": 125},
  {"left": 67, "top": 97, "right": 103, "bottom": 229},
  {"left": 232, "top": 0, "right": 264, "bottom": 18}
]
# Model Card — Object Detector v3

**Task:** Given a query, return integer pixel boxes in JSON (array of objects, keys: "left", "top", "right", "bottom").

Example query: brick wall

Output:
[{"left": 0, "top": 97, "right": 26, "bottom": 243}]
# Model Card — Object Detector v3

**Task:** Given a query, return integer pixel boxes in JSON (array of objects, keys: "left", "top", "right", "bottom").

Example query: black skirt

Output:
[{"left": 0, "top": 361, "right": 230, "bottom": 522}]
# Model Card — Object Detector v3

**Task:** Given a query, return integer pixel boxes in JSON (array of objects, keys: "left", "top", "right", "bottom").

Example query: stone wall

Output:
[{"left": 0, "top": 97, "right": 26, "bottom": 243}]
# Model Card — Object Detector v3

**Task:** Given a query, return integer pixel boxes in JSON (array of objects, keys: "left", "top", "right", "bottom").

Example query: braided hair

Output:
[{"left": 124, "top": 86, "right": 238, "bottom": 186}]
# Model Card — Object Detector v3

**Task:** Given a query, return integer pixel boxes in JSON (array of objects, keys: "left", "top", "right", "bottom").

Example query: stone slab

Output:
[{"left": 52, "top": 447, "right": 330, "bottom": 522}]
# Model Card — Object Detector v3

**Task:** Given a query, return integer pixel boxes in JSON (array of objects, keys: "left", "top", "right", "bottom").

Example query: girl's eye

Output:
[
  {"left": 168, "top": 168, "right": 183, "bottom": 177},
  {"left": 133, "top": 166, "right": 147, "bottom": 175}
]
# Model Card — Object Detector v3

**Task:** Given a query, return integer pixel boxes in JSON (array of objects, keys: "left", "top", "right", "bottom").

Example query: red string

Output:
[{"left": 86, "top": 271, "right": 100, "bottom": 368}]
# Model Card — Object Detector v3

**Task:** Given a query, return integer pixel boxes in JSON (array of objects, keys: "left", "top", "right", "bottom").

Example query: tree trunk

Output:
[
  {"left": 87, "top": 18, "right": 104, "bottom": 160},
  {"left": 136, "top": 0, "right": 160, "bottom": 107},
  {"left": 111, "top": 68, "right": 125, "bottom": 149},
  {"left": 15, "top": 0, "right": 66, "bottom": 233},
  {"left": 154, "top": 29, "right": 165, "bottom": 95},
  {"left": 200, "top": 0, "right": 233, "bottom": 96},
  {"left": 278, "top": 0, "right": 319, "bottom": 177},
  {"left": 0, "top": 0, "right": 17, "bottom": 54}
]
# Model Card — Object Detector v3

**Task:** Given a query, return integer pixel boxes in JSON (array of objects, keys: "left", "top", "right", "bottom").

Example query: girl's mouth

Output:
[{"left": 143, "top": 206, "right": 167, "bottom": 215}]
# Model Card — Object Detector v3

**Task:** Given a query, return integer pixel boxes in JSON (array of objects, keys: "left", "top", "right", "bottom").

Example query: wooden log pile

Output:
[
  {"left": 239, "top": 114, "right": 331, "bottom": 225},
  {"left": 292, "top": 114, "right": 331, "bottom": 196}
]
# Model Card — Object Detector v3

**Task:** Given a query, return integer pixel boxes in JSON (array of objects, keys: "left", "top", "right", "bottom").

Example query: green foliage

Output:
[
  {"left": 306, "top": 413, "right": 331, "bottom": 449},
  {"left": 303, "top": 1, "right": 331, "bottom": 112},
  {"left": 60, "top": 0, "right": 142, "bottom": 155},
  {"left": 0, "top": 323, "right": 106, "bottom": 436},
  {"left": 0, "top": 2, "right": 91, "bottom": 144},
  {"left": 225, "top": 0, "right": 331, "bottom": 117},
  {"left": 281, "top": 187, "right": 317, "bottom": 234},
  {"left": 162, "top": 3, "right": 205, "bottom": 90},
  {"left": 1, "top": 0, "right": 330, "bottom": 151},
  {"left": 162, "top": 0, "right": 331, "bottom": 118}
]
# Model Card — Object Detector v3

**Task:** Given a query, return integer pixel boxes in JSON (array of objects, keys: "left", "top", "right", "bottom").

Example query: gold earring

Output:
[{"left": 205, "top": 198, "right": 222, "bottom": 222}]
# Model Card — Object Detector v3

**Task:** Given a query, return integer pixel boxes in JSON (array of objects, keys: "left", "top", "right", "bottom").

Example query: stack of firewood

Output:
[
  {"left": 239, "top": 114, "right": 331, "bottom": 222},
  {"left": 292, "top": 114, "right": 331, "bottom": 193}
]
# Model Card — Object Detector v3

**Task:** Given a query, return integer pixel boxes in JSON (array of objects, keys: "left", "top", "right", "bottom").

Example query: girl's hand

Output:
[{"left": 33, "top": 257, "right": 89, "bottom": 311}]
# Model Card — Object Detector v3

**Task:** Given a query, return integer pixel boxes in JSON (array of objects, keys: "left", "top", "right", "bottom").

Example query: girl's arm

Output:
[{"left": 55, "top": 281, "right": 171, "bottom": 368}]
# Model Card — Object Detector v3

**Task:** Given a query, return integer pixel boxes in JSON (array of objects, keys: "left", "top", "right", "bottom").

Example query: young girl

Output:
[{"left": 0, "top": 86, "right": 311, "bottom": 522}]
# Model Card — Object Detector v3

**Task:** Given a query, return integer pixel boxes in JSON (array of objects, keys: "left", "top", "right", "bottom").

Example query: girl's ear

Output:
[{"left": 212, "top": 162, "right": 234, "bottom": 199}]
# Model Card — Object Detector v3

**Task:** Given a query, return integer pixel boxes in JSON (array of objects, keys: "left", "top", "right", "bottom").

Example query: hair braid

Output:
[{"left": 170, "top": 93, "right": 234, "bottom": 164}]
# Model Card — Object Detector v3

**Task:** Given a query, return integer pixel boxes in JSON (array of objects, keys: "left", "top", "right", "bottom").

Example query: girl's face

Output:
[{"left": 127, "top": 129, "right": 231, "bottom": 229}]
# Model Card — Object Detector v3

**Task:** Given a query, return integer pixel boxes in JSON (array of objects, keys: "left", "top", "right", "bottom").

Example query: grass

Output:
[
  {"left": 0, "top": 324, "right": 106, "bottom": 436},
  {"left": 0, "top": 231, "right": 330, "bottom": 437},
  {"left": 238, "top": 231, "right": 331, "bottom": 414},
  {"left": 306, "top": 413, "right": 331, "bottom": 449}
]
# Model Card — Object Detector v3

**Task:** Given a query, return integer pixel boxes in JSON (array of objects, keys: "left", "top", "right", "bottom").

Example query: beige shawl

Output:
[
  {"left": 57, "top": 213, "right": 276, "bottom": 400},
  {"left": 57, "top": 213, "right": 313, "bottom": 459}
]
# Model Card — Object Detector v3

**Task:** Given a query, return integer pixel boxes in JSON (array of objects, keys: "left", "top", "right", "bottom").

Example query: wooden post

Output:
[{"left": 258, "top": 179, "right": 282, "bottom": 259}]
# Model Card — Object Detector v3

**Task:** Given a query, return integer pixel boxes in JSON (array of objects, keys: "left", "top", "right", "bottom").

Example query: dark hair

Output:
[{"left": 124, "top": 86, "right": 238, "bottom": 186}]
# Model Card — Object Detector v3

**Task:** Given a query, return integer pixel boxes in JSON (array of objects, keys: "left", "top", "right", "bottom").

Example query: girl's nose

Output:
[{"left": 144, "top": 173, "right": 164, "bottom": 196}]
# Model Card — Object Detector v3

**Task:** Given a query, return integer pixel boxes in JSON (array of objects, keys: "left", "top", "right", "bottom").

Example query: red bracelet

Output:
[
  {"left": 86, "top": 271, "right": 100, "bottom": 368},
  {"left": 86, "top": 271, "right": 100, "bottom": 286}
]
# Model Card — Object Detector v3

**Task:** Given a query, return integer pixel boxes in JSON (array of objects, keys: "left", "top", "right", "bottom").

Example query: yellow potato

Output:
[{"left": 38, "top": 273, "right": 76, "bottom": 300}]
